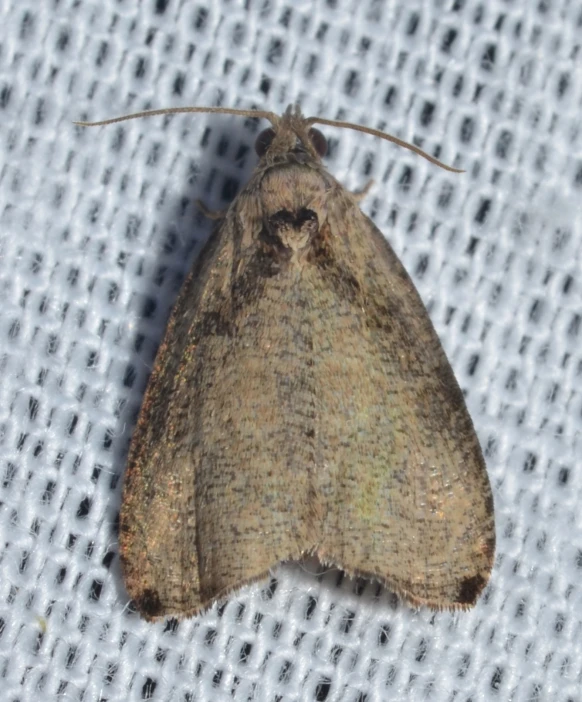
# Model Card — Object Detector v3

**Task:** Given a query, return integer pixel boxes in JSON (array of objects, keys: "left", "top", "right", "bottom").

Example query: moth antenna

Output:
[
  {"left": 74, "top": 105, "right": 462, "bottom": 173},
  {"left": 73, "top": 106, "right": 280, "bottom": 128},
  {"left": 306, "top": 116, "right": 464, "bottom": 173}
]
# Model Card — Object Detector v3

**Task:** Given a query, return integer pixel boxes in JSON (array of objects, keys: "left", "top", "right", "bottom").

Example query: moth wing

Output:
[
  {"left": 119, "top": 215, "right": 228, "bottom": 619},
  {"left": 313, "top": 198, "right": 495, "bottom": 608},
  {"left": 120, "top": 200, "right": 319, "bottom": 620},
  {"left": 121, "top": 167, "right": 494, "bottom": 618}
]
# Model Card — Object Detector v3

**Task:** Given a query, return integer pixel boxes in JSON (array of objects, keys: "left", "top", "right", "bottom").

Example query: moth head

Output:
[{"left": 255, "top": 125, "right": 328, "bottom": 160}]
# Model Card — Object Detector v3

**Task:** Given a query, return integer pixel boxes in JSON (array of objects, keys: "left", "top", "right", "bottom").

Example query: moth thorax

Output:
[{"left": 265, "top": 207, "right": 320, "bottom": 255}]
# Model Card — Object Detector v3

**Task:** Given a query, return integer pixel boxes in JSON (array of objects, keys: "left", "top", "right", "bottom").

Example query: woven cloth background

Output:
[{"left": 1, "top": 1, "right": 581, "bottom": 700}]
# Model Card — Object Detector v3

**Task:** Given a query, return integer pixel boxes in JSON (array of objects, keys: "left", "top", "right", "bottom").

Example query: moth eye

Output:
[
  {"left": 255, "top": 128, "right": 276, "bottom": 156},
  {"left": 308, "top": 128, "right": 327, "bottom": 157}
]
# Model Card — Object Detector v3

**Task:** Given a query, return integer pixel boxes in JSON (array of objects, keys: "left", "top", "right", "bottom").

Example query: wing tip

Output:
[
  {"left": 124, "top": 569, "right": 277, "bottom": 622},
  {"left": 317, "top": 552, "right": 494, "bottom": 611}
]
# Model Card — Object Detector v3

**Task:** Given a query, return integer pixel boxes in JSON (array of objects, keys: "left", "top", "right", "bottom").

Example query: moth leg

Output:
[
  {"left": 196, "top": 199, "right": 227, "bottom": 220},
  {"left": 351, "top": 179, "right": 374, "bottom": 202}
]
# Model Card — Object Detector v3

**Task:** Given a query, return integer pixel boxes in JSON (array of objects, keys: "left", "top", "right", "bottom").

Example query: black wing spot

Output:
[
  {"left": 456, "top": 573, "right": 487, "bottom": 605},
  {"left": 136, "top": 588, "right": 164, "bottom": 618}
]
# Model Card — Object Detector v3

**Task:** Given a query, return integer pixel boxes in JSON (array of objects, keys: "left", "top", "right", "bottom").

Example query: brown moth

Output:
[{"left": 78, "top": 105, "right": 495, "bottom": 620}]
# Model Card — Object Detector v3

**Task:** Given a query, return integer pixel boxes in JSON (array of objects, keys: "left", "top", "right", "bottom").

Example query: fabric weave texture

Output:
[{"left": 0, "top": 1, "right": 580, "bottom": 700}]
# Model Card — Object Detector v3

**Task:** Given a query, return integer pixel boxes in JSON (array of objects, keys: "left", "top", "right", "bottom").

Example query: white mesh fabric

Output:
[{"left": 1, "top": 0, "right": 581, "bottom": 700}]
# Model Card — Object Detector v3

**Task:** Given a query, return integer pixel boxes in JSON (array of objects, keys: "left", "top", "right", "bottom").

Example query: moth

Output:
[{"left": 77, "top": 105, "right": 495, "bottom": 619}]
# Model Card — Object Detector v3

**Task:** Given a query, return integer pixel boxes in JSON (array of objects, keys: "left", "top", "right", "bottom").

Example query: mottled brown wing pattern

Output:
[
  {"left": 310, "top": 198, "right": 495, "bottom": 608},
  {"left": 119, "top": 212, "right": 236, "bottom": 618},
  {"left": 120, "top": 168, "right": 337, "bottom": 619}
]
